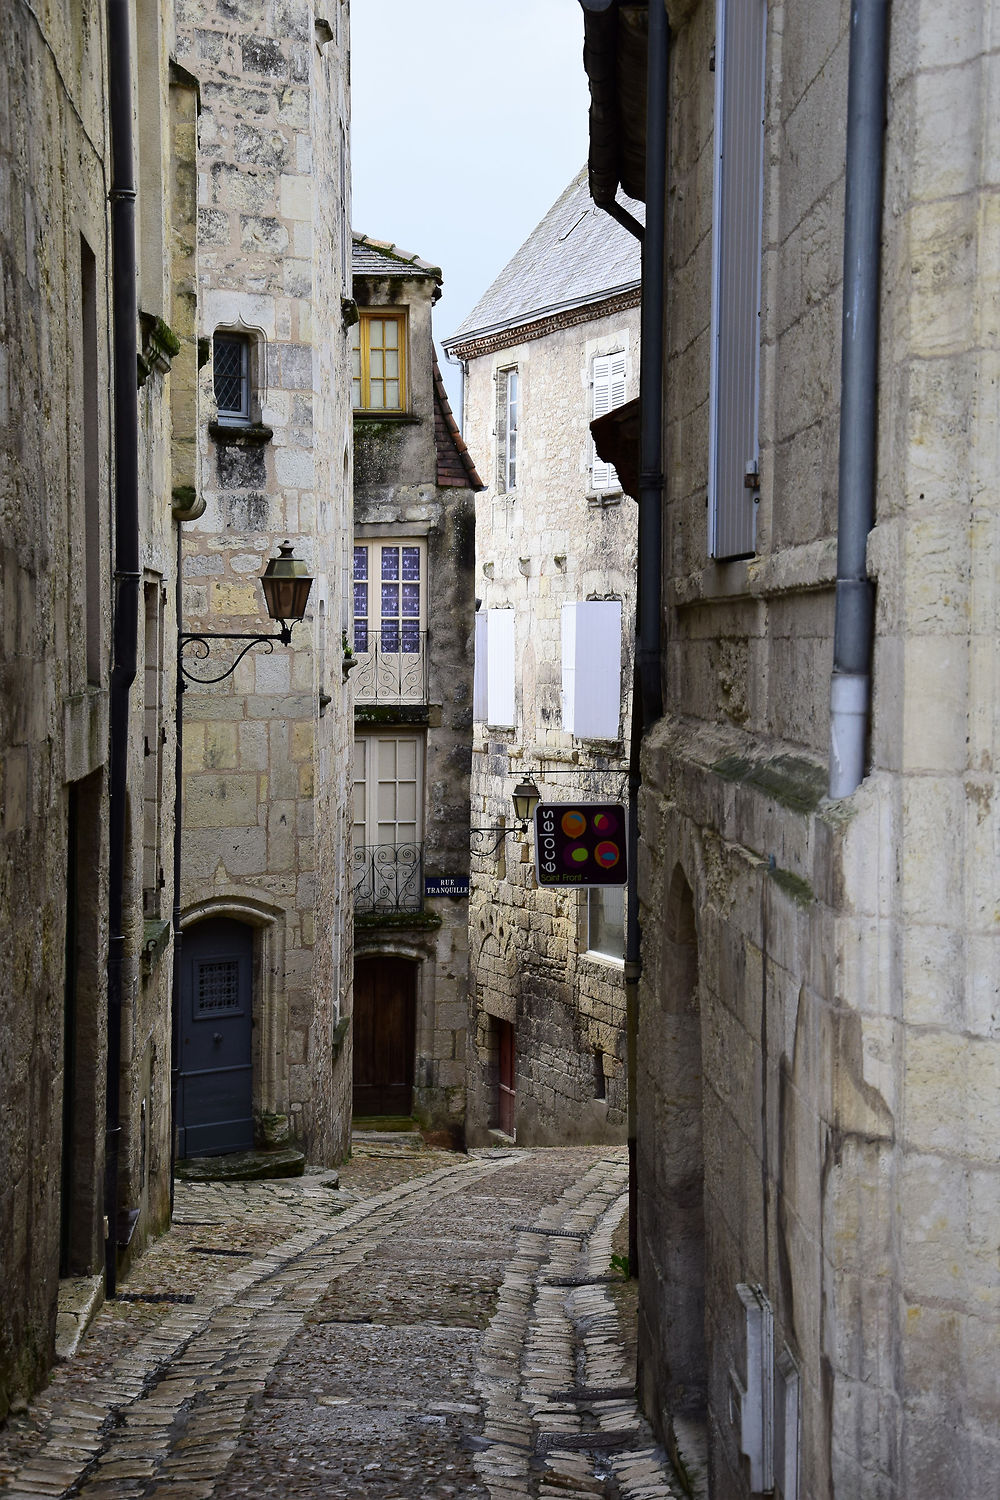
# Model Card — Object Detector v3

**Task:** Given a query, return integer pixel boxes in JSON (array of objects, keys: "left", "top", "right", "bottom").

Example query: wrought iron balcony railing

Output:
[
  {"left": 351, "top": 628, "right": 428, "bottom": 705},
  {"left": 352, "top": 841, "right": 423, "bottom": 914}
]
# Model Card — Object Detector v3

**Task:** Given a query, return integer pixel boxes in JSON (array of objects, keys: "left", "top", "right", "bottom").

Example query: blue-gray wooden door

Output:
[{"left": 179, "top": 917, "right": 254, "bottom": 1157}]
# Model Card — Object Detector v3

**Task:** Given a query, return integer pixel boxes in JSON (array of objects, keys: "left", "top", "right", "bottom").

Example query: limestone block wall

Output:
[
  {"left": 175, "top": 0, "right": 353, "bottom": 1162},
  {"left": 462, "top": 306, "right": 639, "bottom": 1146},
  {"left": 0, "top": 0, "right": 184, "bottom": 1412},
  {"left": 636, "top": 0, "right": 1000, "bottom": 1494}
]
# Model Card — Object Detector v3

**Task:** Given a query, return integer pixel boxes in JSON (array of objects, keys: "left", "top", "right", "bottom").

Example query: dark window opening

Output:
[{"left": 214, "top": 332, "right": 251, "bottom": 423}]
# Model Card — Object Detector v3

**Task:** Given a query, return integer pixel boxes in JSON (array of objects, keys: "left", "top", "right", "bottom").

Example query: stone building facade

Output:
[
  {"left": 580, "top": 1, "right": 1000, "bottom": 1496},
  {"left": 351, "top": 236, "right": 480, "bottom": 1140},
  {"left": 174, "top": 2, "right": 354, "bottom": 1165},
  {"left": 444, "top": 171, "right": 641, "bottom": 1147},
  {"left": 1, "top": 0, "right": 194, "bottom": 1414}
]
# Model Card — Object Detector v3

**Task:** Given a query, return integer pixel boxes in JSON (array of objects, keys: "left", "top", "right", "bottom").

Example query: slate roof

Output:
[
  {"left": 352, "top": 234, "right": 442, "bottom": 283},
  {"left": 443, "top": 167, "right": 643, "bottom": 349},
  {"left": 433, "top": 353, "right": 484, "bottom": 491}
]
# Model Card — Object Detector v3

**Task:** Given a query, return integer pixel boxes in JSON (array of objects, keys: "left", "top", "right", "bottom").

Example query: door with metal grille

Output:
[{"left": 178, "top": 917, "right": 254, "bottom": 1157}]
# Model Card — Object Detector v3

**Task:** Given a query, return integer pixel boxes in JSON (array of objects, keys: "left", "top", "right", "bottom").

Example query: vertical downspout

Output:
[
  {"left": 624, "top": 0, "right": 669, "bottom": 1274},
  {"left": 105, "top": 0, "right": 140, "bottom": 1297},
  {"left": 170, "top": 527, "right": 184, "bottom": 1213},
  {"left": 828, "top": 0, "right": 889, "bottom": 798}
]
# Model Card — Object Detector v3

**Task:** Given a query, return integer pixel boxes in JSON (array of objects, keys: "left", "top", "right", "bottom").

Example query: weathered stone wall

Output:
[
  {"left": 0, "top": 0, "right": 183, "bottom": 1412},
  {"left": 353, "top": 269, "right": 476, "bottom": 1135},
  {"left": 637, "top": 1, "right": 1000, "bottom": 1494},
  {"left": 463, "top": 305, "right": 639, "bottom": 1146},
  {"left": 175, "top": 1, "right": 353, "bottom": 1162}
]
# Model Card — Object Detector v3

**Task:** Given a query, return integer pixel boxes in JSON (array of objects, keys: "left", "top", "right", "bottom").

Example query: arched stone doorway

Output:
[{"left": 177, "top": 916, "right": 254, "bottom": 1156}]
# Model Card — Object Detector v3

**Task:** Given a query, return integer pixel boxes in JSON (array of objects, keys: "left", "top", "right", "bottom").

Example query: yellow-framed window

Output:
[{"left": 352, "top": 310, "right": 407, "bottom": 411}]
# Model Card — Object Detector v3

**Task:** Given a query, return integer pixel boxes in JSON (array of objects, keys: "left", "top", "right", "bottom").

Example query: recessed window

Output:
[
  {"left": 352, "top": 311, "right": 407, "bottom": 411},
  {"left": 591, "top": 351, "right": 627, "bottom": 492},
  {"left": 496, "top": 367, "right": 518, "bottom": 492},
  {"left": 213, "top": 332, "right": 251, "bottom": 423},
  {"left": 352, "top": 540, "right": 424, "bottom": 653},
  {"left": 587, "top": 886, "right": 625, "bottom": 961}
]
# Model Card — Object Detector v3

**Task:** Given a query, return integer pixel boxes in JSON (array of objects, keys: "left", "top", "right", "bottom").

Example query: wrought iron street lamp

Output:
[
  {"left": 179, "top": 541, "right": 313, "bottom": 683},
  {"left": 471, "top": 776, "right": 541, "bottom": 856},
  {"left": 170, "top": 540, "right": 312, "bottom": 1196}
]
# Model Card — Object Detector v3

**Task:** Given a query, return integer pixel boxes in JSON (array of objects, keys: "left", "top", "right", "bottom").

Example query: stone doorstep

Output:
[
  {"left": 55, "top": 1274, "right": 105, "bottom": 1362},
  {"left": 173, "top": 1147, "right": 306, "bottom": 1182}
]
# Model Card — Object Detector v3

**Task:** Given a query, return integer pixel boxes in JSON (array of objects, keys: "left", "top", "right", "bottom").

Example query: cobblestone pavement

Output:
[{"left": 0, "top": 1141, "right": 677, "bottom": 1498}]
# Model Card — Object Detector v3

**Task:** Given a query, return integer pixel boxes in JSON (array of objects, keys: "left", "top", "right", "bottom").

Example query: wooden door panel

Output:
[{"left": 353, "top": 957, "right": 415, "bottom": 1116}]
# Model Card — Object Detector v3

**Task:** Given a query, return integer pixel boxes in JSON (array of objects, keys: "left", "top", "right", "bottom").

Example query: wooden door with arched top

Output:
[{"left": 352, "top": 956, "right": 416, "bottom": 1117}]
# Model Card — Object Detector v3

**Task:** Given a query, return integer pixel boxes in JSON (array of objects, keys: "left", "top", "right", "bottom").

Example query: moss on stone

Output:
[
  {"left": 354, "top": 910, "right": 442, "bottom": 931},
  {"left": 768, "top": 865, "right": 815, "bottom": 906},
  {"left": 712, "top": 752, "right": 827, "bottom": 814}
]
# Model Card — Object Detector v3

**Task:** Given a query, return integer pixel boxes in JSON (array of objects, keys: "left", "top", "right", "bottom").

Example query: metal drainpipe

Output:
[
  {"left": 170, "top": 526, "right": 184, "bottom": 1215},
  {"left": 829, "top": 0, "right": 890, "bottom": 798},
  {"left": 599, "top": 0, "right": 668, "bottom": 1274},
  {"left": 105, "top": 0, "right": 140, "bottom": 1297}
]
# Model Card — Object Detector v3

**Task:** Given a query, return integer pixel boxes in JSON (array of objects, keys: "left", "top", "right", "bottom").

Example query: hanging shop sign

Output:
[{"left": 533, "top": 803, "right": 628, "bottom": 888}]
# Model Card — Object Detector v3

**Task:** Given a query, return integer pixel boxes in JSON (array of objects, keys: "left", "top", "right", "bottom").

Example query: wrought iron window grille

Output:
[{"left": 352, "top": 842, "right": 423, "bottom": 913}]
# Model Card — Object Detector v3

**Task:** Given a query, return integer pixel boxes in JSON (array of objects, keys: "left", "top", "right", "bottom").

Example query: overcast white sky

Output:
[{"left": 349, "top": 0, "right": 591, "bottom": 409}]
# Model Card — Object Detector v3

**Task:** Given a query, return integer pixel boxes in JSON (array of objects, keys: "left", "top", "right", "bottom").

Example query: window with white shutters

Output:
[
  {"left": 473, "top": 612, "right": 488, "bottom": 722},
  {"left": 591, "top": 352, "right": 627, "bottom": 492},
  {"left": 708, "top": 0, "right": 766, "bottom": 561},
  {"left": 561, "top": 600, "right": 622, "bottom": 740}
]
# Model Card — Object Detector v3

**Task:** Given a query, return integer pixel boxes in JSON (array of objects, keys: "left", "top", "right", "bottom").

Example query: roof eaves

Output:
[
  {"left": 442, "top": 279, "right": 641, "bottom": 355},
  {"left": 351, "top": 233, "right": 443, "bottom": 281},
  {"left": 431, "top": 353, "right": 485, "bottom": 491}
]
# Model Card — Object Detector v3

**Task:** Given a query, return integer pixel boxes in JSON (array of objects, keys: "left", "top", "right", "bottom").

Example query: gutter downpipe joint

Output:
[{"left": 829, "top": 0, "right": 889, "bottom": 799}]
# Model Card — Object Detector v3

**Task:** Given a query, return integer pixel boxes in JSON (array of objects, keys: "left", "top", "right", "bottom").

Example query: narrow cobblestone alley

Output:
[{"left": 0, "top": 1141, "right": 677, "bottom": 1500}]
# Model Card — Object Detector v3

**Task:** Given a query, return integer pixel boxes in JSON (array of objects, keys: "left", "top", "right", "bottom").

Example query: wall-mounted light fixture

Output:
[
  {"left": 471, "top": 776, "right": 541, "bottom": 856},
  {"left": 179, "top": 540, "right": 313, "bottom": 683}
]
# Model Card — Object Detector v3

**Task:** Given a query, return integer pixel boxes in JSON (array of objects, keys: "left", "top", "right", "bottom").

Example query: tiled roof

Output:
[
  {"left": 433, "top": 353, "right": 484, "bottom": 491},
  {"left": 352, "top": 233, "right": 442, "bottom": 282},
  {"left": 442, "top": 167, "right": 643, "bottom": 349}
]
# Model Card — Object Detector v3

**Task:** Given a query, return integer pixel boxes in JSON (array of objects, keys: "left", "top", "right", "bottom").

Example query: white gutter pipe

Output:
[{"left": 829, "top": 0, "right": 890, "bottom": 798}]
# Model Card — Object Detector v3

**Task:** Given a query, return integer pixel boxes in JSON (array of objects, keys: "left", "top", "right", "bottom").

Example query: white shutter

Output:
[
  {"left": 473, "top": 611, "right": 488, "bottom": 722},
  {"left": 708, "top": 0, "right": 766, "bottom": 560},
  {"left": 561, "top": 603, "right": 577, "bottom": 729},
  {"left": 486, "top": 608, "right": 516, "bottom": 727},
  {"left": 591, "top": 352, "right": 627, "bottom": 492},
  {"left": 561, "top": 600, "right": 622, "bottom": 740}
]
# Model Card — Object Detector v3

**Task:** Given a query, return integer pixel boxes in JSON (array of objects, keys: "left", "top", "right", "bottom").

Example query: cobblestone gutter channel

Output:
[{"left": 0, "top": 1143, "right": 678, "bottom": 1499}]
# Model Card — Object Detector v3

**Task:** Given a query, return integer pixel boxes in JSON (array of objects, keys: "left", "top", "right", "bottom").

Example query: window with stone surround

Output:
[
  {"left": 352, "top": 540, "right": 425, "bottom": 654},
  {"left": 591, "top": 351, "right": 626, "bottom": 492},
  {"left": 496, "top": 366, "right": 518, "bottom": 492},
  {"left": 213, "top": 331, "right": 252, "bottom": 424},
  {"left": 352, "top": 310, "right": 407, "bottom": 411},
  {"left": 586, "top": 886, "right": 625, "bottom": 961}
]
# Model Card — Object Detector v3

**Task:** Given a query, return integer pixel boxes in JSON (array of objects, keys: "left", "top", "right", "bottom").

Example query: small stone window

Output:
[{"left": 213, "top": 331, "right": 252, "bottom": 424}]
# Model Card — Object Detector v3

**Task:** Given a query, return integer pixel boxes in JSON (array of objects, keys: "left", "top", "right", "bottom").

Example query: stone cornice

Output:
[{"left": 445, "top": 287, "right": 642, "bottom": 362}]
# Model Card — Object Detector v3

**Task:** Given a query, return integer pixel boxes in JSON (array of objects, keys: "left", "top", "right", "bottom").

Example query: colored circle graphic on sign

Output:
[
  {"left": 564, "top": 846, "right": 589, "bottom": 866},
  {"left": 595, "top": 841, "right": 620, "bottom": 868},
  {"left": 591, "top": 811, "right": 618, "bottom": 834},
  {"left": 561, "top": 810, "right": 587, "bottom": 839}
]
